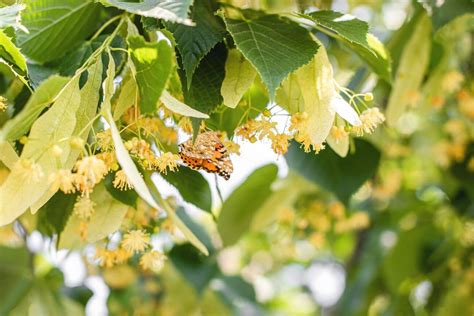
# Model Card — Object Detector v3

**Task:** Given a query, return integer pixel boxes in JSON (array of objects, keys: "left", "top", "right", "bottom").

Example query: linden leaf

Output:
[
  {"left": 217, "top": 164, "right": 278, "bottom": 246},
  {"left": 386, "top": 13, "right": 431, "bottom": 126},
  {"left": 0, "top": 75, "right": 70, "bottom": 142},
  {"left": 0, "top": 142, "right": 18, "bottom": 170},
  {"left": 16, "top": 0, "right": 101, "bottom": 62},
  {"left": 128, "top": 35, "right": 173, "bottom": 113},
  {"left": 160, "top": 91, "right": 209, "bottom": 119},
  {"left": 224, "top": 12, "right": 319, "bottom": 98},
  {"left": 0, "top": 29, "right": 27, "bottom": 76},
  {"left": 221, "top": 49, "right": 257, "bottom": 108}
]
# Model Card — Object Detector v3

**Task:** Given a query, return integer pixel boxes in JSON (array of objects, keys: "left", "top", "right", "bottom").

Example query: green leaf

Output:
[
  {"left": 285, "top": 139, "right": 381, "bottom": 204},
  {"left": 104, "top": 172, "right": 139, "bottom": 208},
  {"left": 37, "top": 191, "right": 77, "bottom": 237},
  {"left": 221, "top": 49, "right": 257, "bottom": 108},
  {"left": 160, "top": 90, "right": 209, "bottom": 118},
  {"left": 165, "top": 0, "right": 226, "bottom": 86},
  {"left": 431, "top": 0, "right": 474, "bottom": 31},
  {"left": 224, "top": 12, "right": 319, "bottom": 98},
  {"left": 0, "top": 29, "right": 27, "bottom": 76},
  {"left": 277, "top": 44, "right": 336, "bottom": 145},
  {"left": 128, "top": 35, "right": 173, "bottom": 113},
  {"left": 100, "top": 0, "right": 193, "bottom": 25},
  {"left": 386, "top": 13, "right": 431, "bottom": 126},
  {"left": 302, "top": 10, "right": 391, "bottom": 82},
  {"left": 101, "top": 56, "right": 209, "bottom": 255},
  {"left": 0, "top": 75, "right": 69, "bottom": 141},
  {"left": 304, "top": 10, "right": 369, "bottom": 48},
  {"left": 169, "top": 243, "right": 218, "bottom": 293},
  {"left": 0, "top": 4, "right": 26, "bottom": 30},
  {"left": 16, "top": 0, "right": 101, "bottom": 62},
  {"left": 179, "top": 42, "right": 227, "bottom": 114},
  {"left": 161, "top": 166, "right": 212, "bottom": 213},
  {"left": 217, "top": 164, "right": 278, "bottom": 246}
]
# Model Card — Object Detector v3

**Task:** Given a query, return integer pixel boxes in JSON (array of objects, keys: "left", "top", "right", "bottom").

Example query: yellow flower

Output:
[
  {"left": 178, "top": 117, "right": 193, "bottom": 134},
  {"left": 113, "top": 170, "right": 133, "bottom": 190},
  {"left": 444, "top": 119, "right": 468, "bottom": 144},
  {"left": 328, "top": 202, "right": 345, "bottom": 220},
  {"left": 140, "top": 250, "right": 166, "bottom": 271},
  {"left": 352, "top": 107, "right": 385, "bottom": 136},
  {"left": 74, "top": 196, "right": 95, "bottom": 219},
  {"left": 97, "top": 152, "right": 118, "bottom": 171},
  {"left": 74, "top": 156, "right": 108, "bottom": 190},
  {"left": 95, "top": 247, "right": 116, "bottom": 268},
  {"left": 15, "top": 159, "right": 44, "bottom": 182},
  {"left": 459, "top": 95, "right": 474, "bottom": 119},
  {"left": 442, "top": 70, "right": 464, "bottom": 94},
  {"left": 121, "top": 229, "right": 150, "bottom": 253},
  {"left": 114, "top": 247, "right": 133, "bottom": 265},
  {"left": 289, "top": 112, "right": 309, "bottom": 133},
  {"left": 103, "top": 265, "right": 137, "bottom": 288},
  {"left": 309, "top": 232, "right": 325, "bottom": 248},
  {"left": 49, "top": 169, "right": 76, "bottom": 194},
  {"left": 95, "top": 130, "right": 113, "bottom": 151},
  {"left": 223, "top": 140, "right": 240, "bottom": 155},
  {"left": 269, "top": 133, "right": 291, "bottom": 155},
  {"left": 154, "top": 152, "right": 179, "bottom": 174},
  {"left": 0, "top": 96, "right": 7, "bottom": 111},
  {"left": 348, "top": 212, "right": 370, "bottom": 230},
  {"left": 330, "top": 126, "right": 348, "bottom": 144}
]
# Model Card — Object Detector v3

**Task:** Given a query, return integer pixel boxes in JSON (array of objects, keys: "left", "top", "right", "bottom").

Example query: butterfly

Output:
[{"left": 179, "top": 131, "right": 233, "bottom": 180}]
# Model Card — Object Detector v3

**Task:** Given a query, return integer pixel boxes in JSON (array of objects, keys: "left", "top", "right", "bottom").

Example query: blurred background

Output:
[{"left": 1, "top": 0, "right": 474, "bottom": 315}]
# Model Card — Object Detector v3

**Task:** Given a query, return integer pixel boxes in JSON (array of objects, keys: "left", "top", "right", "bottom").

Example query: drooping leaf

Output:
[
  {"left": 128, "top": 35, "right": 173, "bottom": 113},
  {"left": 99, "top": 0, "right": 193, "bottom": 25},
  {"left": 0, "top": 4, "right": 26, "bottom": 30},
  {"left": 161, "top": 166, "right": 212, "bottom": 213},
  {"left": 0, "top": 29, "right": 27, "bottom": 76},
  {"left": 224, "top": 12, "right": 319, "bottom": 98},
  {"left": 0, "top": 75, "right": 69, "bottom": 141},
  {"left": 277, "top": 44, "right": 336, "bottom": 145},
  {"left": 386, "top": 13, "right": 431, "bottom": 126},
  {"left": 59, "top": 184, "right": 129, "bottom": 249},
  {"left": 165, "top": 0, "right": 226, "bottom": 86},
  {"left": 16, "top": 0, "right": 101, "bottom": 62},
  {"left": 302, "top": 10, "right": 391, "bottom": 81},
  {"left": 217, "top": 164, "right": 278, "bottom": 246},
  {"left": 101, "top": 57, "right": 209, "bottom": 255},
  {"left": 0, "top": 76, "right": 81, "bottom": 225},
  {"left": 179, "top": 42, "right": 227, "bottom": 114},
  {"left": 160, "top": 90, "right": 209, "bottom": 118},
  {"left": 221, "top": 49, "right": 257, "bottom": 108},
  {"left": 176, "top": 207, "right": 214, "bottom": 252},
  {"left": 285, "top": 139, "right": 381, "bottom": 205}
]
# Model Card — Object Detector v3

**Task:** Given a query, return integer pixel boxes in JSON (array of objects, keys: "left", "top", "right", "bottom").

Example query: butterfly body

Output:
[{"left": 179, "top": 132, "right": 233, "bottom": 180}]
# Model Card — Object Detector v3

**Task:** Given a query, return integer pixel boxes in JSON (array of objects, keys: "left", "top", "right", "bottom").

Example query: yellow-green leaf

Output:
[
  {"left": 221, "top": 49, "right": 257, "bottom": 108},
  {"left": 59, "top": 184, "right": 129, "bottom": 249},
  {"left": 160, "top": 90, "right": 209, "bottom": 119},
  {"left": 0, "top": 142, "right": 18, "bottom": 170},
  {"left": 386, "top": 13, "right": 431, "bottom": 126}
]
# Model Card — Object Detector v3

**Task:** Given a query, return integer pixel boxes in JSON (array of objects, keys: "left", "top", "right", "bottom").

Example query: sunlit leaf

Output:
[
  {"left": 221, "top": 49, "right": 257, "bottom": 108},
  {"left": 224, "top": 11, "right": 319, "bottom": 98},
  {"left": 128, "top": 35, "right": 173, "bottom": 113},
  {"left": 0, "top": 29, "right": 27, "bottom": 76}
]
